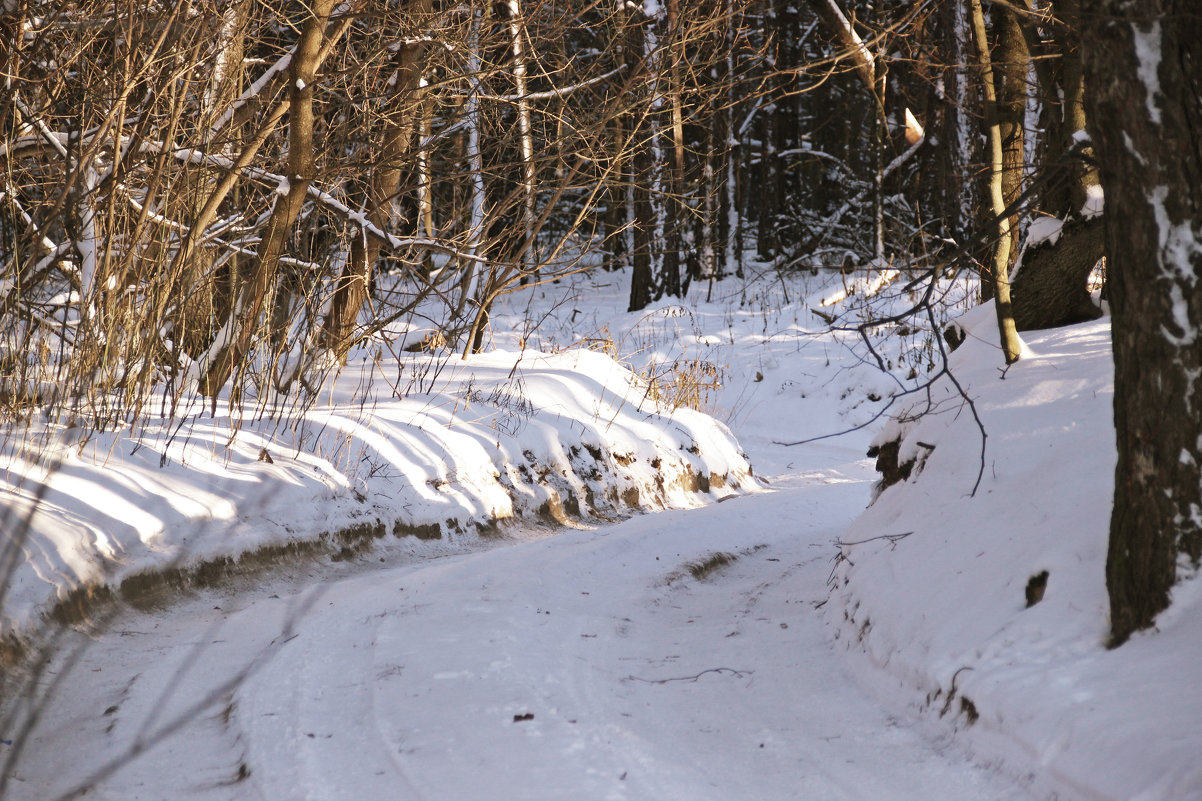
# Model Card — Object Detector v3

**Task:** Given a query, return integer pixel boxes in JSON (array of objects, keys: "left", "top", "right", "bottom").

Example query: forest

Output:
[
  {"left": 4, "top": 0, "right": 1198, "bottom": 642},
  {"left": 2, "top": 0, "right": 1112, "bottom": 402},
  {"left": 0, "top": 1, "right": 1200, "bottom": 797}
]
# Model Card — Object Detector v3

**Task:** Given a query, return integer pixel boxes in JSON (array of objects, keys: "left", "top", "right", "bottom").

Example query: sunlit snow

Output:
[{"left": 1, "top": 268, "right": 1198, "bottom": 801}]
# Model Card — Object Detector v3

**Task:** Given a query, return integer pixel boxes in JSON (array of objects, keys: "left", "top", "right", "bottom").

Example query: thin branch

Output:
[{"left": 626, "top": 667, "right": 753, "bottom": 684}]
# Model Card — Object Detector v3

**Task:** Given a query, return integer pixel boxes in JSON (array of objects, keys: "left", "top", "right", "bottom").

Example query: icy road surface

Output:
[{"left": 7, "top": 446, "right": 1037, "bottom": 801}]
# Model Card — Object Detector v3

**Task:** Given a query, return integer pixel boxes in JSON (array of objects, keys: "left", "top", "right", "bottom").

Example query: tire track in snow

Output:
[{"left": 4, "top": 458, "right": 1039, "bottom": 801}]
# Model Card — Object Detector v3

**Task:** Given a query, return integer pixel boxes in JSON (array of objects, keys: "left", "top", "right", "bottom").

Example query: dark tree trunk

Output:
[
  {"left": 1011, "top": 217, "right": 1104, "bottom": 331},
  {"left": 627, "top": 9, "right": 656, "bottom": 312},
  {"left": 996, "top": 0, "right": 1104, "bottom": 333},
  {"left": 1082, "top": 0, "right": 1202, "bottom": 646},
  {"left": 755, "top": 111, "right": 779, "bottom": 260},
  {"left": 1034, "top": 0, "right": 1097, "bottom": 219},
  {"left": 922, "top": 0, "right": 983, "bottom": 261},
  {"left": 629, "top": 138, "right": 656, "bottom": 311},
  {"left": 756, "top": 0, "right": 780, "bottom": 261},
  {"left": 603, "top": 116, "right": 629, "bottom": 271}
]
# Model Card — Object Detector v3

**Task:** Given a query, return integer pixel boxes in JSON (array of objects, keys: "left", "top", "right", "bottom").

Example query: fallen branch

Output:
[
  {"left": 836, "top": 531, "right": 913, "bottom": 548},
  {"left": 626, "top": 667, "right": 753, "bottom": 684}
]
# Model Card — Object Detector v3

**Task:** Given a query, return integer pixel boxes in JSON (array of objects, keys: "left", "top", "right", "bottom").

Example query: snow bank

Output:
[
  {"left": 0, "top": 347, "right": 753, "bottom": 639},
  {"left": 831, "top": 308, "right": 1202, "bottom": 801}
]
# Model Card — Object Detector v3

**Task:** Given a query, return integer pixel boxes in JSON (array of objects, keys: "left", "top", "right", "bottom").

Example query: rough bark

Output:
[
  {"left": 1011, "top": 216, "right": 1104, "bottom": 331},
  {"left": 322, "top": 0, "right": 432, "bottom": 360},
  {"left": 1082, "top": 0, "right": 1202, "bottom": 645},
  {"left": 201, "top": 0, "right": 336, "bottom": 396}
]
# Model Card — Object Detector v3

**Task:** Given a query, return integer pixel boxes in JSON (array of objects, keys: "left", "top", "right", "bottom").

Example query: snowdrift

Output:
[
  {"left": 0, "top": 347, "right": 754, "bottom": 642},
  {"left": 831, "top": 308, "right": 1202, "bottom": 801}
]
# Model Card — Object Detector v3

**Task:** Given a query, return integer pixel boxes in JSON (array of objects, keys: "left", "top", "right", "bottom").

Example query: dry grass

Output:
[
  {"left": 687, "top": 551, "right": 737, "bottom": 581},
  {"left": 639, "top": 358, "right": 724, "bottom": 413}
]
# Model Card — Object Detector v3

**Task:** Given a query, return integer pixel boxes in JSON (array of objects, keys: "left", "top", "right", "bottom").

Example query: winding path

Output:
[{"left": 5, "top": 444, "right": 1036, "bottom": 801}]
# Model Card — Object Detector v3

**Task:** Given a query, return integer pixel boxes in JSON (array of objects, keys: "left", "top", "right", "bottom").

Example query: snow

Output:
[
  {"left": 1133, "top": 21, "right": 1163, "bottom": 125},
  {"left": 1149, "top": 186, "right": 1201, "bottom": 285},
  {"left": 832, "top": 306, "right": 1202, "bottom": 801},
  {"left": 0, "top": 347, "right": 752, "bottom": 634},
  {"left": 2, "top": 268, "right": 1199, "bottom": 801},
  {"left": 1146, "top": 187, "right": 1201, "bottom": 347},
  {"left": 1026, "top": 214, "right": 1064, "bottom": 248},
  {"left": 1081, "top": 184, "right": 1104, "bottom": 220}
]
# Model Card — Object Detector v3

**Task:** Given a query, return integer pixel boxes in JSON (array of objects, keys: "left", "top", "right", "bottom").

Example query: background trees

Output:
[
  {"left": 0, "top": 0, "right": 1030, "bottom": 421},
  {"left": 2, "top": 0, "right": 1198, "bottom": 642}
]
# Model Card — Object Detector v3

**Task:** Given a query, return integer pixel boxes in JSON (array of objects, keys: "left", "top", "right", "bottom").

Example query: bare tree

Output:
[
  {"left": 968, "top": 0, "right": 1022, "bottom": 363},
  {"left": 1081, "top": 0, "right": 1202, "bottom": 645}
]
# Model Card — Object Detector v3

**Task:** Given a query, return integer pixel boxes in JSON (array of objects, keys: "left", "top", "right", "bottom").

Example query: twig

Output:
[
  {"left": 836, "top": 531, "right": 913, "bottom": 548},
  {"left": 626, "top": 667, "right": 753, "bottom": 684}
]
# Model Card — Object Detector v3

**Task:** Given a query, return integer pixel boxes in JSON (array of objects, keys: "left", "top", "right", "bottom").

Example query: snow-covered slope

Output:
[
  {"left": 0, "top": 347, "right": 753, "bottom": 639},
  {"left": 831, "top": 308, "right": 1202, "bottom": 801}
]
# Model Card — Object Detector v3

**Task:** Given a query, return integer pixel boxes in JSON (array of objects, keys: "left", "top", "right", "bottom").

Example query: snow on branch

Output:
[
  {"left": 209, "top": 52, "right": 293, "bottom": 134},
  {"left": 209, "top": 4, "right": 355, "bottom": 136},
  {"left": 476, "top": 64, "right": 627, "bottom": 103},
  {"left": 808, "top": 0, "right": 877, "bottom": 96},
  {"left": 166, "top": 147, "right": 489, "bottom": 265}
]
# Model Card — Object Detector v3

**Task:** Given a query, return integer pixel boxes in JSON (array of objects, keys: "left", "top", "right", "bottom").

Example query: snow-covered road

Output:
[{"left": 6, "top": 442, "right": 1037, "bottom": 801}]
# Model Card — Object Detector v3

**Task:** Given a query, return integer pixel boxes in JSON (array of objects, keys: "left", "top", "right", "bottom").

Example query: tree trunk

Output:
[
  {"left": 322, "top": 0, "right": 432, "bottom": 360},
  {"left": 969, "top": 0, "right": 1023, "bottom": 364},
  {"left": 503, "top": 0, "right": 536, "bottom": 282},
  {"left": 416, "top": 92, "right": 435, "bottom": 274},
  {"left": 755, "top": 0, "right": 780, "bottom": 261},
  {"left": 200, "top": 0, "right": 336, "bottom": 396},
  {"left": 916, "top": 0, "right": 982, "bottom": 265},
  {"left": 1034, "top": 0, "right": 1097, "bottom": 219},
  {"left": 629, "top": 130, "right": 657, "bottom": 311},
  {"left": 718, "top": 0, "right": 740, "bottom": 277},
  {"left": 1011, "top": 216, "right": 1104, "bottom": 331},
  {"left": 993, "top": 0, "right": 1104, "bottom": 333},
  {"left": 660, "top": 0, "right": 684, "bottom": 298},
  {"left": 175, "top": 1, "right": 248, "bottom": 359},
  {"left": 1081, "top": 0, "right": 1202, "bottom": 646},
  {"left": 995, "top": 5, "right": 1029, "bottom": 271},
  {"left": 627, "top": 7, "right": 657, "bottom": 312},
  {"left": 1057, "top": 0, "right": 1098, "bottom": 216},
  {"left": 603, "top": 114, "right": 630, "bottom": 271}
]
